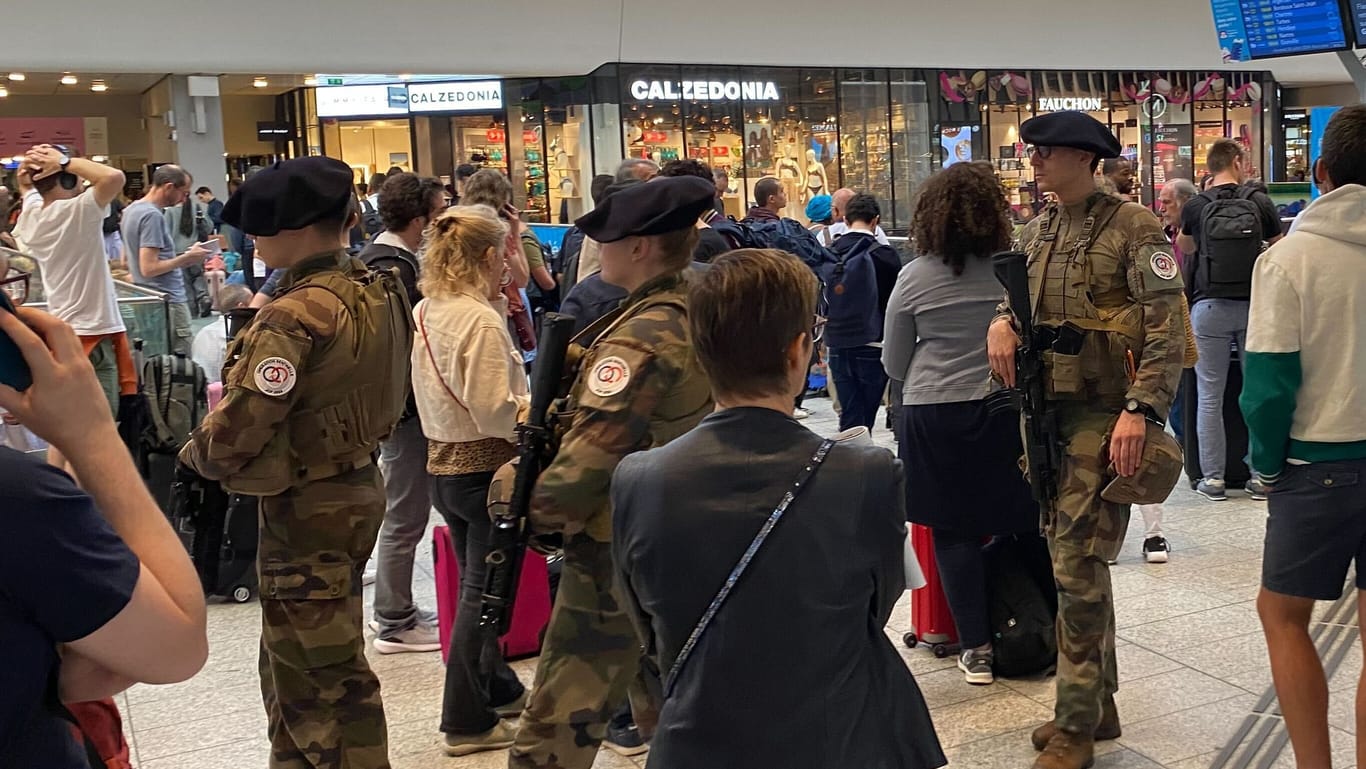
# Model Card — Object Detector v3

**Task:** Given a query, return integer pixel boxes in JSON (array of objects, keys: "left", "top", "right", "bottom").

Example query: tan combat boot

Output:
[
  {"left": 1032, "top": 730, "right": 1095, "bottom": 769},
  {"left": 1031, "top": 698, "right": 1121, "bottom": 751}
]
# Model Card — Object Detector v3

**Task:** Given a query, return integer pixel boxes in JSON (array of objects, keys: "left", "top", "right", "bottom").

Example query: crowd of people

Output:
[{"left": 3, "top": 103, "right": 1366, "bottom": 769}]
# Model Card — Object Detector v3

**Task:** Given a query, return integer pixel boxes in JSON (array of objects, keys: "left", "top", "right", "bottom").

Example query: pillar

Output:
[{"left": 167, "top": 75, "right": 228, "bottom": 189}]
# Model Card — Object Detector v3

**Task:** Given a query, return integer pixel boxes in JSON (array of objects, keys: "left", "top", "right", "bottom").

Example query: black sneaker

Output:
[
  {"left": 1245, "top": 478, "right": 1270, "bottom": 501},
  {"left": 603, "top": 722, "right": 649, "bottom": 757},
  {"left": 1142, "top": 536, "right": 1170, "bottom": 564}
]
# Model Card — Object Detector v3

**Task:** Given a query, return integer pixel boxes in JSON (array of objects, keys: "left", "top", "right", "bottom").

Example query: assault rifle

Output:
[
  {"left": 987, "top": 251, "right": 1069, "bottom": 510},
  {"left": 480, "top": 312, "right": 577, "bottom": 636}
]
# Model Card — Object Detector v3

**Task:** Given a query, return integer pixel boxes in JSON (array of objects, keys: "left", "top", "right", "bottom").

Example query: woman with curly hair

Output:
[{"left": 882, "top": 161, "right": 1039, "bottom": 686}]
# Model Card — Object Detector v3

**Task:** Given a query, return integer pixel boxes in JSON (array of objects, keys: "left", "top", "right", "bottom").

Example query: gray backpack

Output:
[{"left": 142, "top": 353, "right": 208, "bottom": 453}]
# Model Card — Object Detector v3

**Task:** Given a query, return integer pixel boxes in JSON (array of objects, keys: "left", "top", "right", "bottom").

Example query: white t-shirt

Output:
[
  {"left": 13, "top": 190, "right": 125, "bottom": 336},
  {"left": 191, "top": 321, "right": 228, "bottom": 384},
  {"left": 828, "top": 221, "right": 891, "bottom": 246}
]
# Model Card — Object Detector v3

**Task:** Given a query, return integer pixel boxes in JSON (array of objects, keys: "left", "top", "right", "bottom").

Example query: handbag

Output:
[{"left": 644, "top": 439, "right": 835, "bottom": 700}]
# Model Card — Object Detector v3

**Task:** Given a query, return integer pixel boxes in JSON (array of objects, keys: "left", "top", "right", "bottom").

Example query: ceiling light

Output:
[
  {"left": 92, "top": 155, "right": 108, "bottom": 163},
  {"left": 0, "top": 87, "right": 8, "bottom": 98},
  {"left": 253, "top": 77, "right": 268, "bottom": 88},
  {"left": 7, "top": 73, "right": 23, "bottom": 82},
  {"left": 303, "top": 76, "right": 318, "bottom": 86},
  {"left": 60, "top": 74, "right": 78, "bottom": 86},
  {"left": 398, "top": 73, "right": 412, "bottom": 81},
  {"left": 90, "top": 81, "right": 108, "bottom": 93}
]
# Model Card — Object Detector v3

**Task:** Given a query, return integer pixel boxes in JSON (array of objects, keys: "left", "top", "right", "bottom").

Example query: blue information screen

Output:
[
  {"left": 1350, "top": 1, "right": 1366, "bottom": 45},
  {"left": 1241, "top": 0, "right": 1349, "bottom": 59},
  {"left": 1212, "top": 0, "right": 1253, "bottom": 61}
]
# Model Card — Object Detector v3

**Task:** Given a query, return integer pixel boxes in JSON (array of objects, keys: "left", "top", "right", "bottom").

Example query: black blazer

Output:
[{"left": 612, "top": 407, "right": 946, "bottom": 769}]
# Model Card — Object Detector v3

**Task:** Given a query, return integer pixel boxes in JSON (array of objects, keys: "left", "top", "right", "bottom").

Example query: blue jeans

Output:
[
  {"left": 1192, "top": 299, "right": 1251, "bottom": 481},
  {"left": 828, "top": 345, "right": 888, "bottom": 432}
]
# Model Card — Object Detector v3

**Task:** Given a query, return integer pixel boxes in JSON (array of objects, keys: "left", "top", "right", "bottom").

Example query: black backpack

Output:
[
  {"left": 360, "top": 198, "right": 384, "bottom": 239},
  {"left": 1197, "top": 186, "right": 1264, "bottom": 300},
  {"left": 984, "top": 534, "right": 1058, "bottom": 678}
]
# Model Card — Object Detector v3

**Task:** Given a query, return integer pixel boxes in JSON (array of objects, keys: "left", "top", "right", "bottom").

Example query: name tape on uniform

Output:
[
  {"left": 588, "top": 356, "right": 631, "bottom": 397},
  {"left": 254, "top": 357, "right": 298, "bottom": 397}
]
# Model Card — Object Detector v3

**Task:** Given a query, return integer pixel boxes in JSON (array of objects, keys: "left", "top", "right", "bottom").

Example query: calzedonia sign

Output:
[
  {"left": 407, "top": 81, "right": 504, "bottom": 113},
  {"left": 629, "top": 80, "right": 781, "bottom": 102},
  {"left": 1036, "top": 96, "right": 1104, "bottom": 112}
]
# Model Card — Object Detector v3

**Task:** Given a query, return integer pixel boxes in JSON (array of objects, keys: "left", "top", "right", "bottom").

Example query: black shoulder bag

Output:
[{"left": 643, "top": 439, "right": 835, "bottom": 701}]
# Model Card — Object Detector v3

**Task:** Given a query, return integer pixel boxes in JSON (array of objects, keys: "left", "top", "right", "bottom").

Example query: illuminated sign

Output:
[
  {"left": 406, "top": 81, "right": 504, "bottom": 112},
  {"left": 1037, "top": 97, "right": 1104, "bottom": 112},
  {"left": 628, "top": 80, "right": 781, "bottom": 101},
  {"left": 315, "top": 85, "right": 409, "bottom": 118}
]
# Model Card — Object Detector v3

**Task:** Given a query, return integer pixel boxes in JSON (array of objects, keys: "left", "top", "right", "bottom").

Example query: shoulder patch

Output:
[
  {"left": 587, "top": 355, "right": 631, "bottom": 397},
  {"left": 253, "top": 357, "right": 297, "bottom": 397},
  {"left": 1150, "top": 251, "right": 1179, "bottom": 281}
]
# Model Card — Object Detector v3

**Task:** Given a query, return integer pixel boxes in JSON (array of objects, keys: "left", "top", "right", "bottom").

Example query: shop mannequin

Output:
[
  {"left": 776, "top": 148, "right": 803, "bottom": 219},
  {"left": 803, "top": 148, "right": 828, "bottom": 202}
]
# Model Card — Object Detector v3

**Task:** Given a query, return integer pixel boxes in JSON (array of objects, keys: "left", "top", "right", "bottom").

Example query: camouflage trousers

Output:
[
  {"left": 1046, "top": 401, "right": 1130, "bottom": 735},
  {"left": 257, "top": 464, "right": 391, "bottom": 769},
  {"left": 509, "top": 536, "right": 658, "bottom": 769}
]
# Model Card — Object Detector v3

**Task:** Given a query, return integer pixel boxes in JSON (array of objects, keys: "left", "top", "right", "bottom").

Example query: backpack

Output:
[
  {"left": 817, "top": 235, "right": 883, "bottom": 349},
  {"left": 559, "top": 226, "right": 587, "bottom": 291},
  {"left": 1197, "top": 186, "right": 1264, "bottom": 300},
  {"left": 711, "top": 217, "right": 767, "bottom": 251},
  {"left": 749, "top": 218, "right": 837, "bottom": 271},
  {"left": 983, "top": 534, "right": 1058, "bottom": 678},
  {"left": 360, "top": 198, "right": 384, "bottom": 239},
  {"left": 142, "top": 354, "right": 209, "bottom": 454}
]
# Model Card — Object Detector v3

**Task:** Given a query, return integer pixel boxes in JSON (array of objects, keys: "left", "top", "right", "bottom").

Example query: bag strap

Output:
[
  {"left": 663, "top": 438, "right": 835, "bottom": 698},
  {"left": 417, "top": 302, "right": 470, "bottom": 412}
]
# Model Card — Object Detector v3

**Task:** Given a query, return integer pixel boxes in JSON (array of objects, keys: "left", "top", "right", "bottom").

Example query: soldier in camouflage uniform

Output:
[
  {"left": 509, "top": 176, "right": 718, "bottom": 769},
  {"left": 987, "top": 112, "right": 1187, "bottom": 769},
  {"left": 179, "top": 157, "right": 413, "bottom": 769}
]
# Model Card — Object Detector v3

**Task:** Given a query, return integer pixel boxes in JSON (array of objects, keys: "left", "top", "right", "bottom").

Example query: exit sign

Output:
[{"left": 325, "top": 77, "right": 344, "bottom": 86}]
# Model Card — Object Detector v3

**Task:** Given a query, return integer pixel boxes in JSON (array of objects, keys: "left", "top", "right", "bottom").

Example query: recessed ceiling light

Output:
[
  {"left": 303, "top": 76, "right": 318, "bottom": 86},
  {"left": 398, "top": 73, "right": 412, "bottom": 81},
  {"left": 7, "top": 73, "right": 23, "bottom": 82},
  {"left": 60, "top": 74, "right": 78, "bottom": 86},
  {"left": 0, "top": 87, "right": 8, "bottom": 98},
  {"left": 90, "top": 81, "right": 108, "bottom": 93},
  {"left": 253, "top": 77, "right": 268, "bottom": 88}
]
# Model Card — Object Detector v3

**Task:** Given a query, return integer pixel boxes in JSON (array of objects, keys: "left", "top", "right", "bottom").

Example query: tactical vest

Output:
[
  {"left": 224, "top": 255, "right": 415, "bottom": 495},
  {"left": 1027, "top": 194, "right": 1147, "bottom": 400}
]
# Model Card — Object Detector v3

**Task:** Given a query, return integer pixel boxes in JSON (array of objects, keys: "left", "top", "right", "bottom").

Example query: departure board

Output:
[
  {"left": 1350, "top": 1, "right": 1366, "bottom": 45},
  {"left": 1241, "top": 0, "right": 1350, "bottom": 59}
]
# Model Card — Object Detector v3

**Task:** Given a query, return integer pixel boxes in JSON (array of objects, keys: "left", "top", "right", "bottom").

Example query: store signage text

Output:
[
  {"left": 629, "top": 80, "right": 781, "bottom": 102},
  {"left": 407, "top": 81, "right": 504, "bottom": 113},
  {"left": 1036, "top": 97, "right": 1104, "bottom": 112},
  {"left": 315, "top": 85, "right": 410, "bottom": 118}
]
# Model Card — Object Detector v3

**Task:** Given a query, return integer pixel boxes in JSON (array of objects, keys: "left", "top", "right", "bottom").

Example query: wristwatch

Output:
[
  {"left": 57, "top": 152, "right": 71, "bottom": 168},
  {"left": 1124, "top": 399, "right": 1157, "bottom": 421}
]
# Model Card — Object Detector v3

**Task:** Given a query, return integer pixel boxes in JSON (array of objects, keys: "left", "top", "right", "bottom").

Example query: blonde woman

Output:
[{"left": 411, "top": 205, "right": 530, "bottom": 756}]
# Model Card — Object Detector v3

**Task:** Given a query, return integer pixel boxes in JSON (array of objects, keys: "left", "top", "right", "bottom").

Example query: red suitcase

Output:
[
  {"left": 432, "top": 525, "right": 553, "bottom": 662},
  {"left": 904, "top": 523, "right": 960, "bottom": 658}
]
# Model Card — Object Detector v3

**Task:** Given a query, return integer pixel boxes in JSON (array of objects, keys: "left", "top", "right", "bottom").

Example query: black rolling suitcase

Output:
[
  {"left": 168, "top": 474, "right": 259, "bottom": 603},
  {"left": 1180, "top": 347, "right": 1251, "bottom": 487}
]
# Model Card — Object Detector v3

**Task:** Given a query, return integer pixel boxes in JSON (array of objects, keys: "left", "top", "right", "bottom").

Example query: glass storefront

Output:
[{"left": 299, "top": 66, "right": 1277, "bottom": 233}]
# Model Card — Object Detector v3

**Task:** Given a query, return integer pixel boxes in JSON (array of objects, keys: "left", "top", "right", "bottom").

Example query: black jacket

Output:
[{"left": 612, "top": 408, "right": 946, "bottom": 769}]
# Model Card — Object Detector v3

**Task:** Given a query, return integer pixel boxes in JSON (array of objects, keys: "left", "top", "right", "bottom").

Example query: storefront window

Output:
[
  {"left": 1225, "top": 71, "right": 1268, "bottom": 180},
  {"left": 589, "top": 64, "right": 623, "bottom": 178},
  {"left": 935, "top": 68, "right": 987, "bottom": 173},
  {"left": 539, "top": 77, "right": 593, "bottom": 224},
  {"left": 512, "top": 80, "right": 550, "bottom": 221},
  {"left": 839, "top": 69, "right": 891, "bottom": 217},
  {"left": 681, "top": 66, "right": 745, "bottom": 219},
  {"left": 986, "top": 70, "right": 1037, "bottom": 218},
  {"left": 622, "top": 65, "right": 685, "bottom": 168},
  {"left": 733, "top": 69, "right": 834, "bottom": 222},
  {"left": 321, "top": 118, "right": 414, "bottom": 186},
  {"left": 888, "top": 70, "right": 932, "bottom": 230}
]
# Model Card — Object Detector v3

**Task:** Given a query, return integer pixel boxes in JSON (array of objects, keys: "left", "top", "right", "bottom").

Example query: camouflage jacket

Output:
[
  {"left": 1000, "top": 191, "right": 1187, "bottom": 418},
  {"left": 529, "top": 271, "right": 712, "bottom": 543},
  {"left": 179, "top": 250, "right": 412, "bottom": 495}
]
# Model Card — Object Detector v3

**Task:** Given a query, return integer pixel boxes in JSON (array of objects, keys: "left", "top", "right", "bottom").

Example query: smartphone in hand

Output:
[
  {"left": 197, "top": 239, "right": 222, "bottom": 255},
  {"left": 0, "top": 290, "right": 33, "bottom": 391}
]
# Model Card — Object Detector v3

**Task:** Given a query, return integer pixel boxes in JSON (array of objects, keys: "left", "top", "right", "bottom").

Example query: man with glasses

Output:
[
  {"left": 122, "top": 164, "right": 210, "bottom": 356},
  {"left": 12, "top": 144, "right": 133, "bottom": 420},
  {"left": 987, "top": 112, "right": 1187, "bottom": 769},
  {"left": 358, "top": 172, "right": 448, "bottom": 655}
]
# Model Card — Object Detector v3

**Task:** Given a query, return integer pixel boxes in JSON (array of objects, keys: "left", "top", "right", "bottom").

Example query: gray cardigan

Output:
[{"left": 881, "top": 253, "right": 1002, "bottom": 406}]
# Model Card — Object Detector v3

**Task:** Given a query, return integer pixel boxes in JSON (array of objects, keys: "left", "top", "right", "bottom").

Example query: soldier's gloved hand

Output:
[{"left": 528, "top": 532, "right": 564, "bottom": 556}]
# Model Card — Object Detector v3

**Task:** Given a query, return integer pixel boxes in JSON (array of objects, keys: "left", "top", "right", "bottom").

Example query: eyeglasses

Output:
[
  {"left": 1, "top": 268, "right": 30, "bottom": 306},
  {"left": 1025, "top": 145, "right": 1056, "bottom": 159},
  {"left": 811, "top": 314, "right": 827, "bottom": 343}
]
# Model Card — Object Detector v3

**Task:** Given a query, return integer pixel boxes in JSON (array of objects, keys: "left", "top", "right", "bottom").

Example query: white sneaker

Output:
[
  {"left": 373, "top": 620, "right": 441, "bottom": 654},
  {"left": 793, "top": 407, "right": 811, "bottom": 420}
]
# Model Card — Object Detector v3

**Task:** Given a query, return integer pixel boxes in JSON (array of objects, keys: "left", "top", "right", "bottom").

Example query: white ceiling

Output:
[
  {"left": 0, "top": 72, "right": 311, "bottom": 97},
  {"left": 0, "top": 0, "right": 1358, "bottom": 88}
]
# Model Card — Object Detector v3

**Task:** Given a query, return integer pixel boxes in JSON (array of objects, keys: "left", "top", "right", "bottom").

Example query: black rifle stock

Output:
[
  {"left": 991, "top": 251, "right": 1063, "bottom": 509},
  {"left": 170, "top": 467, "right": 229, "bottom": 593},
  {"left": 480, "top": 312, "right": 577, "bottom": 635}
]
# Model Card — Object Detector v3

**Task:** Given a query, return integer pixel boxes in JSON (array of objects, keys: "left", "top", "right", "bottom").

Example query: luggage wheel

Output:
[
  {"left": 903, "top": 632, "right": 918, "bottom": 649},
  {"left": 932, "top": 643, "right": 952, "bottom": 659},
  {"left": 231, "top": 585, "right": 253, "bottom": 603}
]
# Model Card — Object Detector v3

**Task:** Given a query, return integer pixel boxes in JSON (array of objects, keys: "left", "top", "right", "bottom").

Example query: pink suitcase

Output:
[
  {"left": 207, "top": 381, "right": 224, "bottom": 410},
  {"left": 904, "top": 524, "right": 960, "bottom": 658},
  {"left": 432, "top": 525, "right": 553, "bottom": 662}
]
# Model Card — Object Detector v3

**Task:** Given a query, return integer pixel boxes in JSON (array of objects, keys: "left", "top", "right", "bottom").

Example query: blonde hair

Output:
[{"left": 418, "top": 205, "right": 508, "bottom": 299}]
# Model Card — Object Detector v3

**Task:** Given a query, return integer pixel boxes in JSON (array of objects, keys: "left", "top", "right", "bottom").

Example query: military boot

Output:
[
  {"left": 1031, "top": 697, "right": 1121, "bottom": 751},
  {"left": 1032, "top": 731, "right": 1095, "bottom": 769}
]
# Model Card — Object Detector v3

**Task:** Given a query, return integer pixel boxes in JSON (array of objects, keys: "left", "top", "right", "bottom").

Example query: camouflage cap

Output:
[{"left": 1100, "top": 421, "right": 1185, "bottom": 506}]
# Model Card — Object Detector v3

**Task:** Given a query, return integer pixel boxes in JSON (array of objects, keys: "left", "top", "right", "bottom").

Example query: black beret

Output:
[
  {"left": 221, "top": 156, "right": 355, "bottom": 236},
  {"left": 575, "top": 176, "right": 716, "bottom": 243},
  {"left": 1020, "top": 111, "right": 1122, "bottom": 160}
]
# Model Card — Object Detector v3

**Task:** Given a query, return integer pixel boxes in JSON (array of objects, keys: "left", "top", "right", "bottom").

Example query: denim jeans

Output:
[
  {"left": 371, "top": 417, "right": 433, "bottom": 636},
  {"left": 1192, "top": 299, "right": 1252, "bottom": 481},
  {"left": 432, "top": 472, "right": 525, "bottom": 735},
  {"left": 828, "top": 345, "right": 888, "bottom": 432}
]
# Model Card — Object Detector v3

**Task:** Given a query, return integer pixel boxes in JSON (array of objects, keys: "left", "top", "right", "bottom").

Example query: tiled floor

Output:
[{"left": 120, "top": 397, "right": 1359, "bottom": 768}]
